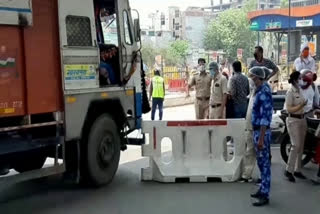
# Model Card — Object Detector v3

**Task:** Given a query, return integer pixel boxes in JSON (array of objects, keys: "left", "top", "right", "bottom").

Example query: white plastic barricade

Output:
[{"left": 141, "top": 120, "right": 246, "bottom": 182}]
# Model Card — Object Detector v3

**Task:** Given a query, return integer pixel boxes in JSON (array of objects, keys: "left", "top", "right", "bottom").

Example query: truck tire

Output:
[
  {"left": 85, "top": 114, "right": 120, "bottom": 187},
  {"left": 13, "top": 155, "right": 47, "bottom": 173}
]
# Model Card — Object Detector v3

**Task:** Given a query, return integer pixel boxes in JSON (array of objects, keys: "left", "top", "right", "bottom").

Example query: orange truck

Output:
[{"left": 0, "top": 0, "right": 149, "bottom": 187}]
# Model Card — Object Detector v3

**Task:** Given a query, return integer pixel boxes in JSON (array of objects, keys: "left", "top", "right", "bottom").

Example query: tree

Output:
[
  {"left": 141, "top": 42, "right": 158, "bottom": 68},
  {"left": 243, "top": 0, "right": 257, "bottom": 12},
  {"left": 204, "top": 5, "right": 257, "bottom": 61},
  {"left": 141, "top": 40, "right": 190, "bottom": 68},
  {"left": 167, "top": 40, "right": 190, "bottom": 66},
  {"left": 280, "top": 0, "right": 289, "bottom": 8}
]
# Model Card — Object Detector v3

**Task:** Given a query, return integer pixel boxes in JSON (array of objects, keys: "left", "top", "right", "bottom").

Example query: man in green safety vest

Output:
[{"left": 149, "top": 69, "right": 165, "bottom": 120}]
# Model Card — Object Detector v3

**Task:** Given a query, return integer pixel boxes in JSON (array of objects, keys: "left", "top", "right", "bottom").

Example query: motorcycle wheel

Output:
[{"left": 279, "top": 132, "right": 313, "bottom": 167}]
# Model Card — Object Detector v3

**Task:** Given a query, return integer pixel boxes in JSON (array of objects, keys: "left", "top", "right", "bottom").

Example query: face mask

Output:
[
  {"left": 299, "top": 79, "right": 307, "bottom": 87},
  {"left": 254, "top": 53, "right": 258, "bottom": 60},
  {"left": 302, "top": 50, "right": 309, "bottom": 58},
  {"left": 198, "top": 65, "right": 205, "bottom": 72},
  {"left": 210, "top": 70, "right": 216, "bottom": 77}
]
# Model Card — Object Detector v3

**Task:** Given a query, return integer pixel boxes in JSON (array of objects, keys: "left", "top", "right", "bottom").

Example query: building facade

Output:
[
  {"left": 206, "top": 0, "right": 281, "bottom": 11},
  {"left": 181, "top": 7, "right": 216, "bottom": 49},
  {"left": 168, "top": 6, "right": 183, "bottom": 39}
]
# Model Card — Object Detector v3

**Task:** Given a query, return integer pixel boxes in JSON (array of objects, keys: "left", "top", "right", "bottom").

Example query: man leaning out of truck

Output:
[{"left": 99, "top": 44, "right": 117, "bottom": 86}]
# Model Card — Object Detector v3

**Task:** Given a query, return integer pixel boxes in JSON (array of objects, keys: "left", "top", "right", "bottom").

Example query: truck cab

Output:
[{"left": 0, "top": 0, "right": 148, "bottom": 187}]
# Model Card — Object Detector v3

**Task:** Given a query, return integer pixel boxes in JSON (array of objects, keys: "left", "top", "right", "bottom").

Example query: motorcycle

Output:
[{"left": 278, "top": 110, "right": 319, "bottom": 166}]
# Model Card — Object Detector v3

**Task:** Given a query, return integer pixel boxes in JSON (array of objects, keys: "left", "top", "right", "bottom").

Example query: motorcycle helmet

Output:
[
  {"left": 300, "top": 69, "right": 313, "bottom": 89},
  {"left": 313, "top": 73, "right": 317, "bottom": 82}
]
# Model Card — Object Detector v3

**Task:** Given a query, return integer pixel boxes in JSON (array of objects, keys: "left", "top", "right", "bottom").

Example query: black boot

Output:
[
  {"left": 285, "top": 171, "right": 296, "bottom": 182},
  {"left": 294, "top": 172, "right": 307, "bottom": 179},
  {"left": 252, "top": 197, "right": 269, "bottom": 207},
  {"left": 250, "top": 191, "right": 262, "bottom": 198}
]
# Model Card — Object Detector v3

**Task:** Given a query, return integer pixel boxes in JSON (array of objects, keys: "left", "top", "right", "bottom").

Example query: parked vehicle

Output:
[
  {"left": 278, "top": 110, "right": 319, "bottom": 166},
  {"left": 0, "top": 0, "right": 149, "bottom": 187}
]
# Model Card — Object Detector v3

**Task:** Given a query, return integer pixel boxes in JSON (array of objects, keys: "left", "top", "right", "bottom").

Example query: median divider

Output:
[{"left": 141, "top": 119, "right": 246, "bottom": 183}]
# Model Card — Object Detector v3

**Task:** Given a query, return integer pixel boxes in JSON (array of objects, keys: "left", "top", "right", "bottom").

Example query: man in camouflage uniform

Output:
[{"left": 248, "top": 67, "right": 273, "bottom": 207}]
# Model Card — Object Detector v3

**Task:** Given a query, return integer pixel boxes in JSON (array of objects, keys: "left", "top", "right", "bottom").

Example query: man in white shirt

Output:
[
  {"left": 294, "top": 44, "right": 319, "bottom": 112},
  {"left": 300, "top": 69, "right": 319, "bottom": 117},
  {"left": 294, "top": 43, "right": 316, "bottom": 73}
]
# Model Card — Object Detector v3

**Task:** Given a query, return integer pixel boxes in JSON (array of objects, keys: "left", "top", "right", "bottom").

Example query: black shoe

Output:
[
  {"left": 250, "top": 191, "right": 262, "bottom": 199},
  {"left": 254, "top": 178, "right": 262, "bottom": 186},
  {"left": 285, "top": 171, "right": 296, "bottom": 182},
  {"left": 252, "top": 197, "right": 269, "bottom": 207},
  {"left": 294, "top": 172, "right": 307, "bottom": 179},
  {"left": 0, "top": 168, "right": 10, "bottom": 176}
]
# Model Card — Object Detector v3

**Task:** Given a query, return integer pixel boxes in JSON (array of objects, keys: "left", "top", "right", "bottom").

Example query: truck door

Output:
[
  {"left": 116, "top": 0, "right": 139, "bottom": 80},
  {"left": 58, "top": 0, "right": 99, "bottom": 90}
]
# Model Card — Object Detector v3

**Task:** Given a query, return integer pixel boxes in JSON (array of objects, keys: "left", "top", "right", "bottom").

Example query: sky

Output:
[{"left": 130, "top": 0, "right": 212, "bottom": 27}]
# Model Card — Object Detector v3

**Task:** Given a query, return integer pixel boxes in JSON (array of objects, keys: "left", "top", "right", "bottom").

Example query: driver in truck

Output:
[{"left": 99, "top": 44, "right": 118, "bottom": 86}]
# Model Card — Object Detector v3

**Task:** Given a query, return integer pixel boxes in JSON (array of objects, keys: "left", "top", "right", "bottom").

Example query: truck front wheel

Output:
[{"left": 84, "top": 114, "right": 120, "bottom": 187}]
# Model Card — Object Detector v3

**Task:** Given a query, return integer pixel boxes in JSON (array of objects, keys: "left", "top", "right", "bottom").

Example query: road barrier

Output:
[
  {"left": 168, "top": 79, "right": 187, "bottom": 92},
  {"left": 141, "top": 120, "right": 246, "bottom": 183}
]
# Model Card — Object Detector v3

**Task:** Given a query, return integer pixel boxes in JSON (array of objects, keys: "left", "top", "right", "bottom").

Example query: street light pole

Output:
[{"left": 287, "top": 0, "right": 291, "bottom": 76}]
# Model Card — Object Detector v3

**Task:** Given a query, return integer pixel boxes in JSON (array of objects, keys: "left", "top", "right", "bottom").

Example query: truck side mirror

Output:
[{"left": 134, "top": 19, "right": 141, "bottom": 42}]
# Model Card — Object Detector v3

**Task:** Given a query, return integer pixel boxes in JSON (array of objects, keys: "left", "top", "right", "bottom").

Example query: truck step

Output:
[
  {"left": 0, "top": 134, "right": 61, "bottom": 156},
  {"left": 126, "top": 137, "right": 145, "bottom": 146}
]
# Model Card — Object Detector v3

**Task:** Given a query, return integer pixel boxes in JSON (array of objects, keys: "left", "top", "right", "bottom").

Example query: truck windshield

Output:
[{"left": 101, "top": 14, "right": 119, "bottom": 47}]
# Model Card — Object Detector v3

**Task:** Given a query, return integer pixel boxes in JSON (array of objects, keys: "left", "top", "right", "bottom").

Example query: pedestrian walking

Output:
[
  {"left": 284, "top": 71, "right": 308, "bottom": 182},
  {"left": 149, "top": 69, "right": 165, "bottom": 120},
  {"left": 248, "top": 67, "right": 273, "bottom": 207},
  {"left": 209, "top": 62, "right": 228, "bottom": 119},
  {"left": 249, "top": 46, "right": 279, "bottom": 80},
  {"left": 229, "top": 61, "right": 250, "bottom": 118},
  {"left": 188, "top": 58, "right": 212, "bottom": 119}
]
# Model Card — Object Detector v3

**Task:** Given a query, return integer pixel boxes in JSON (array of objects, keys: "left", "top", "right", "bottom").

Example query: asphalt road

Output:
[{"left": 1, "top": 105, "right": 320, "bottom": 214}]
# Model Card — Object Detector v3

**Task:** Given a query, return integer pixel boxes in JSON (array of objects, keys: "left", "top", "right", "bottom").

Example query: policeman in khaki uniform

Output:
[
  {"left": 209, "top": 62, "right": 228, "bottom": 119},
  {"left": 189, "top": 58, "right": 212, "bottom": 119},
  {"left": 208, "top": 62, "right": 228, "bottom": 161}
]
